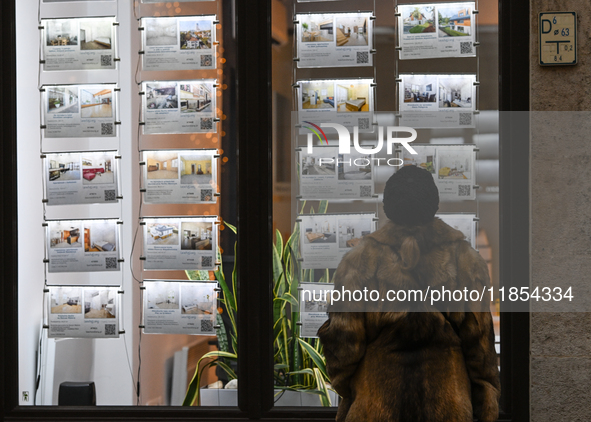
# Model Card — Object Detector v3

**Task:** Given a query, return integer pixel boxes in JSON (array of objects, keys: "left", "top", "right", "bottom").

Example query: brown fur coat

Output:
[{"left": 318, "top": 219, "right": 500, "bottom": 422}]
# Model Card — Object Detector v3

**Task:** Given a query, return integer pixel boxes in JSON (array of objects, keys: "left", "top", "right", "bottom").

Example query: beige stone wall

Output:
[{"left": 531, "top": 1, "right": 591, "bottom": 420}]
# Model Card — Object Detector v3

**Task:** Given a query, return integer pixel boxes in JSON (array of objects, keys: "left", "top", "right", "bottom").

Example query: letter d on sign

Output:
[{"left": 386, "top": 127, "right": 417, "bottom": 155}]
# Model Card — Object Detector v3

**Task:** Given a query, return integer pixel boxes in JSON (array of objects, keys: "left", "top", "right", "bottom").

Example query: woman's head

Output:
[{"left": 383, "top": 165, "right": 439, "bottom": 226}]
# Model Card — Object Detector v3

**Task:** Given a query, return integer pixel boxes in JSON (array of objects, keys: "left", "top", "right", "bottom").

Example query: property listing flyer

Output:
[
  {"left": 297, "top": 79, "right": 374, "bottom": 134},
  {"left": 296, "top": 12, "right": 373, "bottom": 68},
  {"left": 142, "top": 150, "right": 217, "bottom": 204},
  {"left": 45, "top": 151, "right": 119, "bottom": 205},
  {"left": 398, "top": 74, "right": 476, "bottom": 128},
  {"left": 142, "top": 80, "right": 217, "bottom": 134},
  {"left": 43, "top": 84, "right": 118, "bottom": 138},
  {"left": 42, "top": 17, "right": 116, "bottom": 71},
  {"left": 142, "top": 15, "right": 216, "bottom": 71},
  {"left": 48, "top": 286, "right": 120, "bottom": 338},
  {"left": 397, "top": 2, "right": 476, "bottom": 60},
  {"left": 299, "top": 213, "right": 376, "bottom": 269},
  {"left": 47, "top": 286, "right": 120, "bottom": 338},
  {"left": 299, "top": 282, "right": 333, "bottom": 338},
  {"left": 47, "top": 219, "right": 121, "bottom": 273},
  {"left": 143, "top": 281, "right": 217, "bottom": 335},
  {"left": 298, "top": 146, "right": 374, "bottom": 199},
  {"left": 436, "top": 213, "right": 477, "bottom": 248},
  {"left": 142, "top": 217, "right": 218, "bottom": 270},
  {"left": 401, "top": 144, "right": 477, "bottom": 200}
]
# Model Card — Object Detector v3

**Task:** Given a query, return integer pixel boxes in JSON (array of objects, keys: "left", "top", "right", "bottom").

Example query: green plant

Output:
[
  {"left": 302, "top": 22, "right": 309, "bottom": 31},
  {"left": 183, "top": 202, "right": 334, "bottom": 406}
]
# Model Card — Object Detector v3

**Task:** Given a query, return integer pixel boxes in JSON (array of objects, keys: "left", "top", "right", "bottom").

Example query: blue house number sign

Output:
[{"left": 539, "top": 12, "right": 577, "bottom": 66}]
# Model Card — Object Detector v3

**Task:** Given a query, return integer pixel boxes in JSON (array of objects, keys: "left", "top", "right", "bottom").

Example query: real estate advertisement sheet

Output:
[
  {"left": 296, "top": 12, "right": 373, "bottom": 68},
  {"left": 42, "top": 17, "right": 116, "bottom": 70},
  {"left": 299, "top": 213, "right": 376, "bottom": 269},
  {"left": 45, "top": 151, "right": 119, "bottom": 205},
  {"left": 142, "top": 217, "right": 218, "bottom": 270},
  {"left": 299, "top": 146, "right": 374, "bottom": 199},
  {"left": 142, "top": 149, "right": 217, "bottom": 204},
  {"left": 398, "top": 74, "right": 476, "bottom": 128},
  {"left": 142, "top": 80, "right": 217, "bottom": 134},
  {"left": 299, "top": 282, "right": 333, "bottom": 338},
  {"left": 142, "top": 16, "right": 216, "bottom": 71},
  {"left": 47, "top": 219, "right": 121, "bottom": 273},
  {"left": 397, "top": 2, "right": 476, "bottom": 60},
  {"left": 436, "top": 213, "right": 477, "bottom": 248},
  {"left": 143, "top": 281, "right": 217, "bottom": 335},
  {"left": 48, "top": 286, "right": 120, "bottom": 338}
]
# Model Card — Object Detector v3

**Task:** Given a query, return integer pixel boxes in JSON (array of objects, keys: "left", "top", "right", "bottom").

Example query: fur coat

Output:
[{"left": 317, "top": 218, "right": 500, "bottom": 422}]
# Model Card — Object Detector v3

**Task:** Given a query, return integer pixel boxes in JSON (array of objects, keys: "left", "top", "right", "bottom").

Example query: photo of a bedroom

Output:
[
  {"left": 180, "top": 284, "right": 214, "bottom": 315},
  {"left": 47, "top": 87, "right": 79, "bottom": 114},
  {"left": 180, "top": 84, "right": 212, "bottom": 113},
  {"left": 439, "top": 76, "right": 473, "bottom": 108},
  {"left": 179, "top": 20, "right": 212, "bottom": 49},
  {"left": 145, "top": 18, "right": 178, "bottom": 46},
  {"left": 337, "top": 218, "right": 372, "bottom": 249},
  {"left": 79, "top": 19, "right": 112, "bottom": 50},
  {"left": 301, "top": 152, "right": 335, "bottom": 176},
  {"left": 46, "top": 19, "right": 78, "bottom": 46},
  {"left": 335, "top": 16, "right": 368, "bottom": 47},
  {"left": 181, "top": 222, "right": 213, "bottom": 251},
  {"left": 300, "top": 16, "right": 334, "bottom": 43},
  {"left": 84, "top": 222, "right": 117, "bottom": 253},
  {"left": 337, "top": 153, "right": 371, "bottom": 180},
  {"left": 404, "top": 75, "right": 437, "bottom": 103},
  {"left": 147, "top": 283, "right": 180, "bottom": 310},
  {"left": 304, "top": 219, "right": 337, "bottom": 244},
  {"left": 437, "top": 150, "right": 472, "bottom": 180},
  {"left": 179, "top": 154, "right": 212, "bottom": 184},
  {"left": 49, "top": 224, "right": 82, "bottom": 248},
  {"left": 146, "top": 151, "right": 179, "bottom": 180},
  {"left": 146, "top": 83, "right": 178, "bottom": 109},
  {"left": 47, "top": 154, "right": 81, "bottom": 181},
  {"left": 336, "top": 82, "right": 370, "bottom": 112},
  {"left": 80, "top": 88, "right": 112, "bottom": 118},
  {"left": 84, "top": 289, "right": 117, "bottom": 318},
  {"left": 146, "top": 222, "right": 179, "bottom": 245},
  {"left": 301, "top": 82, "right": 334, "bottom": 110},
  {"left": 50, "top": 288, "right": 82, "bottom": 314},
  {"left": 81, "top": 153, "right": 114, "bottom": 185}
]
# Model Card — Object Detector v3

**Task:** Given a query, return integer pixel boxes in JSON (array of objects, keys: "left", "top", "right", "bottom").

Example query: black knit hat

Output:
[{"left": 383, "top": 165, "right": 439, "bottom": 226}]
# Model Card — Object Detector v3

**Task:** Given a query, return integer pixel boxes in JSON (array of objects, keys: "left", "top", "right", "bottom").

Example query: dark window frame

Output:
[{"left": 0, "top": 0, "right": 529, "bottom": 420}]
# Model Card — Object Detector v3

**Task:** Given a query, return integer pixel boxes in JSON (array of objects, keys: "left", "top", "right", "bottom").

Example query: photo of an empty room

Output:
[
  {"left": 301, "top": 82, "right": 334, "bottom": 110},
  {"left": 47, "top": 87, "right": 79, "bottom": 114},
  {"left": 51, "top": 288, "right": 82, "bottom": 314},
  {"left": 146, "top": 151, "right": 179, "bottom": 180},
  {"left": 84, "top": 221, "right": 116, "bottom": 253},
  {"left": 301, "top": 151, "right": 336, "bottom": 176},
  {"left": 438, "top": 76, "right": 472, "bottom": 108},
  {"left": 80, "top": 88, "right": 112, "bottom": 118},
  {"left": 335, "top": 16, "right": 368, "bottom": 47},
  {"left": 181, "top": 222, "right": 213, "bottom": 250},
  {"left": 147, "top": 222, "right": 179, "bottom": 246},
  {"left": 79, "top": 19, "right": 112, "bottom": 50},
  {"left": 49, "top": 223, "right": 83, "bottom": 248},
  {"left": 181, "top": 284, "right": 214, "bottom": 315},
  {"left": 179, "top": 154, "right": 212, "bottom": 185},
  {"left": 180, "top": 84, "right": 212, "bottom": 113},
  {"left": 404, "top": 75, "right": 437, "bottom": 103},
  {"left": 81, "top": 153, "right": 114, "bottom": 185},
  {"left": 179, "top": 19, "right": 212, "bottom": 49},
  {"left": 84, "top": 289, "right": 117, "bottom": 318},
  {"left": 46, "top": 19, "right": 78, "bottom": 46},
  {"left": 146, "top": 83, "right": 178, "bottom": 109},
  {"left": 145, "top": 18, "right": 177, "bottom": 46},
  {"left": 336, "top": 82, "right": 370, "bottom": 112},
  {"left": 300, "top": 15, "right": 334, "bottom": 42},
  {"left": 147, "top": 282, "right": 180, "bottom": 310},
  {"left": 47, "top": 154, "right": 81, "bottom": 181}
]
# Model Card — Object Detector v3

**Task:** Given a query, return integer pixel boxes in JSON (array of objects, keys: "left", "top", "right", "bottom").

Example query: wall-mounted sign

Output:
[{"left": 539, "top": 12, "right": 576, "bottom": 66}]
